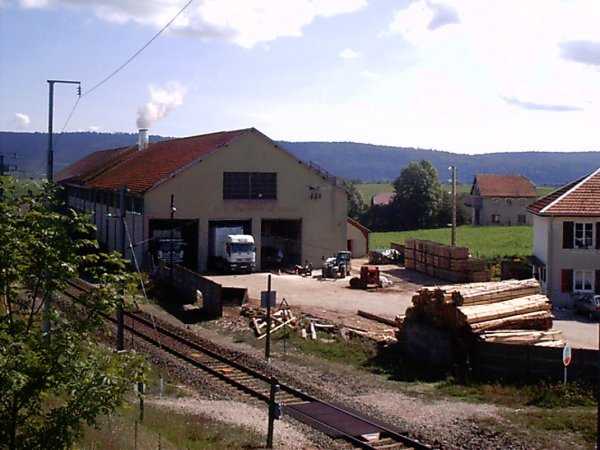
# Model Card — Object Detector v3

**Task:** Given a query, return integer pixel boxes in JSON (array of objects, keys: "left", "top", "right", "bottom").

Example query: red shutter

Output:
[
  {"left": 596, "top": 223, "right": 600, "bottom": 250},
  {"left": 596, "top": 270, "right": 600, "bottom": 295},
  {"left": 561, "top": 269, "right": 573, "bottom": 293},
  {"left": 563, "top": 222, "right": 574, "bottom": 249}
]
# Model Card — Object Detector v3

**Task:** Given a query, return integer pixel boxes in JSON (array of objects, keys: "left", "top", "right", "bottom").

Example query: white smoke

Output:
[
  {"left": 14, "top": 112, "right": 31, "bottom": 129},
  {"left": 136, "top": 82, "right": 186, "bottom": 129}
]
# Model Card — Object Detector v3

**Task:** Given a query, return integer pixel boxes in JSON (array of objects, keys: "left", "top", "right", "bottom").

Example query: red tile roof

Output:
[
  {"left": 57, "top": 129, "right": 250, "bottom": 194},
  {"left": 55, "top": 146, "right": 135, "bottom": 183},
  {"left": 372, "top": 192, "right": 395, "bottom": 206},
  {"left": 472, "top": 174, "right": 536, "bottom": 198},
  {"left": 528, "top": 168, "right": 600, "bottom": 217}
]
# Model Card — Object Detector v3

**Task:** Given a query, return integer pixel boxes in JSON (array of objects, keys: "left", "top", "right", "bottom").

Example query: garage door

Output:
[{"left": 261, "top": 219, "right": 301, "bottom": 270}]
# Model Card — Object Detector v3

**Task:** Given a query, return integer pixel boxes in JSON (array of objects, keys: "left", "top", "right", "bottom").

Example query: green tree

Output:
[
  {"left": 0, "top": 179, "right": 144, "bottom": 450},
  {"left": 392, "top": 160, "right": 443, "bottom": 229},
  {"left": 343, "top": 180, "right": 367, "bottom": 220}
]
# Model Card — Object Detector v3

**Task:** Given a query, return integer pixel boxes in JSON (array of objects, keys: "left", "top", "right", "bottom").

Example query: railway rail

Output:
[{"left": 63, "top": 278, "right": 433, "bottom": 450}]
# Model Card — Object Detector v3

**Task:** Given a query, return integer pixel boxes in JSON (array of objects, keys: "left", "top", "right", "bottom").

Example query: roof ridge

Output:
[{"left": 539, "top": 168, "right": 600, "bottom": 214}]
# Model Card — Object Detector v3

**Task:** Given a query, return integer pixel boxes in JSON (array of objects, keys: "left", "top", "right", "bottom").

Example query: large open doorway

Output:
[
  {"left": 148, "top": 219, "right": 198, "bottom": 271},
  {"left": 261, "top": 219, "right": 302, "bottom": 270},
  {"left": 208, "top": 220, "right": 252, "bottom": 270}
]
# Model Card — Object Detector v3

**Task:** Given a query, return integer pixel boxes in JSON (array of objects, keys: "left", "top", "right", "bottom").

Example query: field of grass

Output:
[
  {"left": 357, "top": 182, "right": 557, "bottom": 204},
  {"left": 370, "top": 225, "right": 532, "bottom": 259}
]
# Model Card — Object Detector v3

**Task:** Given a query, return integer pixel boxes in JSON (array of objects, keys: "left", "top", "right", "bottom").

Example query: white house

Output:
[{"left": 528, "top": 168, "right": 600, "bottom": 306}]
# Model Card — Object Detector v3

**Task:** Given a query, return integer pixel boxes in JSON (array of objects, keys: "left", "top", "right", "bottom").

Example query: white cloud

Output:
[
  {"left": 13, "top": 0, "right": 367, "bottom": 48},
  {"left": 360, "top": 70, "right": 381, "bottom": 81},
  {"left": 14, "top": 112, "right": 30, "bottom": 128},
  {"left": 88, "top": 125, "right": 101, "bottom": 132},
  {"left": 137, "top": 82, "right": 186, "bottom": 129},
  {"left": 386, "top": 0, "right": 459, "bottom": 44},
  {"left": 502, "top": 97, "right": 582, "bottom": 112},
  {"left": 339, "top": 48, "right": 360, "bottom": 60},
  {"left": 19, "top": 0, "right": 48, "bottom": 8}
]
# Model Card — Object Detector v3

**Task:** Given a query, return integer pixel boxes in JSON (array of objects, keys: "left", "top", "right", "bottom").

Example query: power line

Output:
[
  {"left": 48, "top": 0, "right": 195, "bottom": 175},
  {"left": 83, "top": 0, "right": 195, "bottom": 98}
]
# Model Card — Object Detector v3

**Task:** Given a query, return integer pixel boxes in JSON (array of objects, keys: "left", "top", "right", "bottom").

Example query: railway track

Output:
[{"left": 64, "top": 278, "right": 433, "bottom": 450}]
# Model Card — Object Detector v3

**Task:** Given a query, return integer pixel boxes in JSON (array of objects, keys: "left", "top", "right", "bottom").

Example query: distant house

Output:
[
  {"left": 346, "top": 217, "right": 369, "bottom": 257},
  {"left": 371, "top": 192, "right": 395, "bottom": 206},
  {"left": 528, "top": 168, "right": 600, "bottom": 306},
  {"left": 468, "top": 174, "right": 536, "bottom": 226}
]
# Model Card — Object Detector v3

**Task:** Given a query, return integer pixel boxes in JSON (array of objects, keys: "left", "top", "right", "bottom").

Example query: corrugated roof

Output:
[
  {"left": 57, "top": 129, "right": 250, "bottom": 193},
  {"left": 528, "top": 168, "right": 600, "bottom": 217},
  {"left": 472, "top": 174, "right": 536, "bottom": 198}
]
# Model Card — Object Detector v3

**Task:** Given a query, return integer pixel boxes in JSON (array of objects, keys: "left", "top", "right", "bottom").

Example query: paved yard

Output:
[
  {"left": 206, "top": 261, "right": 600, "bottom": 350},
  {"left": 206, "top": 263, "right": 437, "bottom": 320},
  {"left": 553, "top": 309, "right": 599, "bottom": 350}
]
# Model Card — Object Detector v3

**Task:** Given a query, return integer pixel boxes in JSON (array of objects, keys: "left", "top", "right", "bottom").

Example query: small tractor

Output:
[{"left": 321, "top": 251, "right": 352, "bottom": 279}]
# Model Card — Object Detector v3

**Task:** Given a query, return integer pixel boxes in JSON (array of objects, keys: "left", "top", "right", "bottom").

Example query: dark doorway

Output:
[
  {"left": 208, "top": 220, "right": 252, "bottom": 269},
  {"left": 149, "top": 219, "right": 198, "bottom": 271},
  {"left": 261, "top": 219, "right": 302, "bottom": 270}
]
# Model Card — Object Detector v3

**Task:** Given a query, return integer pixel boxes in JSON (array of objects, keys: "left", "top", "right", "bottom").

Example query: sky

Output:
[{"left": 2, "top": 0, "right": 600, "bottom": 154}]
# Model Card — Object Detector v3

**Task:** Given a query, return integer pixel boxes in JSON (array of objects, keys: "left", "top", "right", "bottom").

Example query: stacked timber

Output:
[
  {"left": 402, "top": 278, "right": 563, "bottom": 347},
  {"left": 404, "top": 239, "right": 490, "bottom": 283}
]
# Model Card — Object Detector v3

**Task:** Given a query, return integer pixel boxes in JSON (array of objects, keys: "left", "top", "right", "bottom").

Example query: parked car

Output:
[{"left": 573, "top": 293, "right": 600, "bottom": 320}]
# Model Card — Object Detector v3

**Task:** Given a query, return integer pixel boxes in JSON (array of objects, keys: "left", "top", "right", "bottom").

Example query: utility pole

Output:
[
  {"left": 116, "top": 187, "right": 127, "bottom": 351},
  {"left": 46, "top": 79, "right": 81, "bottom": 182},
  {"left": 266, "top": 376, "right": 279, "bottom": 448},
  {"left": 265, "top": 274, "right": 272, "bottom": 362},
  {"left": 169, "top": 194, "right": 175, "bottom": 283},
  {"left": 449, "top": 166, "right": 457, "bottom": 247}
]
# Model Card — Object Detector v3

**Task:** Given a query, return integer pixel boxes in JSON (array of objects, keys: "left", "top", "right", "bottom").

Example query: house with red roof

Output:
[
  {"left": 57, "top": 128, "right": 348, "bottom": 272},
  {"left": 528, "top": 168, "right": 600, "bottom": 306},
  {"left": 468, "top": 174, "right": 537, "bottom": 226}
]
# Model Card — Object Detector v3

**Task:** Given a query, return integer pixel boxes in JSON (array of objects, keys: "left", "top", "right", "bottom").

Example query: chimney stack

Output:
[{"left": 138, "top": 128, "right": 149, "bottom": 151}]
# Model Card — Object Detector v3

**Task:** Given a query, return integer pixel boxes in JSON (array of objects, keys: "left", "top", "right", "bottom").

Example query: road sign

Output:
[
  {"left": 563, "top": 344, "right": 572, "bottom": 367},
  {"left": 261, "top": 290, "right": 276, "bottom": 308}
]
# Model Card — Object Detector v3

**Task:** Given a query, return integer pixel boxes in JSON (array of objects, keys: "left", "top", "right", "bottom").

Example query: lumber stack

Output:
[
  {"left": 404, "top": 239, "right": 490, "bottom": 283},
  {"left": 402, "top": 278, "right": 563, "bottom": 347}
]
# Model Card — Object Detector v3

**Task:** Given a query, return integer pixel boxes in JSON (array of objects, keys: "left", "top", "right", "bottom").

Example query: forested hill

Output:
[
  {"left": 0, "top": 132, "right": 167, "bottom": 177},
  {"left": 2, "top": 131, "right": 599, "bottom": 186},
  {"left": 280, "top": 141, "right": 600, "bottom": 186}
]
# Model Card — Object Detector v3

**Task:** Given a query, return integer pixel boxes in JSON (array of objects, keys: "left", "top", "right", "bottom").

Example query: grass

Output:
[
  {"left": 77, "top": 403, "right": 263, "bottom": 450},
  {"left": 370, "top": 225, "right": 532, "bottom": 259},
  {"left": 435, "top": 379, "right": 595, "bottom": 408},
  {"left": 273, "top": 330, "right": 376, "bottom": 368},
  {"left": 356, "top": 182, "right": 558, "bottom": 204}
]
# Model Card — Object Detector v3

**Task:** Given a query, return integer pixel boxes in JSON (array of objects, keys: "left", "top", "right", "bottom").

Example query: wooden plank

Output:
[{"left": 357, "top": 310, "right": 398, "bottom": 327}]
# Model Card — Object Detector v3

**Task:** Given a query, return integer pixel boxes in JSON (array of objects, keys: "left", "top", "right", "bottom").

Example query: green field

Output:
[
  {"left": 357, "top": 182, "right": 557, "bottom": 204},
  {"left": 370, "top": 225, "right": 532, "bottom": 259}
]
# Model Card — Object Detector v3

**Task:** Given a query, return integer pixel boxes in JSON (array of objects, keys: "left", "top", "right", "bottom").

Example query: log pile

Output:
[
  {"left": 403, "top": 278, "right": 564, "bottom": 347},
  {"left": 404, "top": 239, "right": 490, "bottom": 283}
]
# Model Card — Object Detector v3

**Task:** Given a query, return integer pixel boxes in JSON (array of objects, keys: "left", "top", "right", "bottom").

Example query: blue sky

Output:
[{"left": 2, "top": 0, "right": 600, "bottom": 154}]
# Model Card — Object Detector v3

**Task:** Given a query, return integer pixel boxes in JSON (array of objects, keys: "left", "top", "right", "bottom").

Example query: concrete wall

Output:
[
  {"left": 347, "top": 220, "right": 368, "bottom": 257},
  {"left": 144, "top": 131, "right": 348, "bottom": 272},
  {"left": 474, "top": 197, "right": 534, "bottom": 226},
  {"left": 155, "top": 263, "right": 223, "bottom": 318},
  {"left": 533, "top": 215, "right": 600, "bottom": 306}
]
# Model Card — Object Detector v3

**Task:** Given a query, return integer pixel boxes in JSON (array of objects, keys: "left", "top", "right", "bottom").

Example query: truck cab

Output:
[{"left": 215, "top": 231, "right": 256, "bottom": 273}]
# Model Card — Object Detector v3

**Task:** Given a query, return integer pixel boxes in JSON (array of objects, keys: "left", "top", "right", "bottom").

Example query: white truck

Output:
[{"left": 214, "top": 227, "right": 256, "bottom": 273}]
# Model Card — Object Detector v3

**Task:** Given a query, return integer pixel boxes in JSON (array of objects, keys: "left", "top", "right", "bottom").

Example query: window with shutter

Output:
[
  {"left": 562, "top": 221, "right": 574, "bottom": 249},
  {"left": 561, "top": 269, "right": 573, "bottom": 293},
  {"left": 596, "top": 223, "right": 600, "bottom": 250}
]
